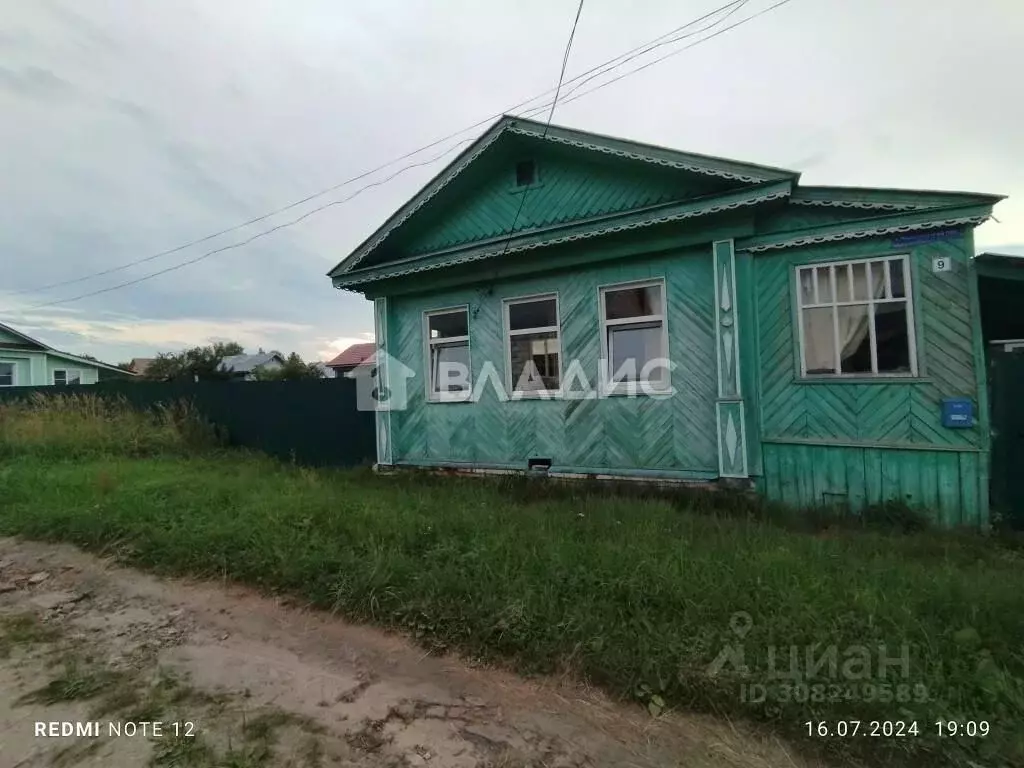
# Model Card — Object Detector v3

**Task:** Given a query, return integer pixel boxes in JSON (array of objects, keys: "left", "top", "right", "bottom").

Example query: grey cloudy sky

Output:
[{"left": 2, "top": 0, "right": 1021, "bottom": 365}]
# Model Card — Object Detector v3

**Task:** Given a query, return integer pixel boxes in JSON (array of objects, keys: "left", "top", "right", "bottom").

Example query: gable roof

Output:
[
  {"left": 327, "top": 118, "right": 1004, "bottom": 293},
  {"left": 0, "top": 321, "right": 135, "bottom": 375},
  {"left": 220, "top": 351, "right": 285, "bottom": 373},
  {"left": 327, "top": 115, "right": 800, "bottom": 279},
  {"left": 0, "top": 321, "right": 48, "bottom": 350},
  {"left": 326, "top": 342, "right": 376, "bottom": 369}
]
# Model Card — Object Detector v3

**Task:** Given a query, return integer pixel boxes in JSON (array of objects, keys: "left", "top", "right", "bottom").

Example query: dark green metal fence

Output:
[{"left": 0, "top": 378, "right": 376, "bottom": 468}]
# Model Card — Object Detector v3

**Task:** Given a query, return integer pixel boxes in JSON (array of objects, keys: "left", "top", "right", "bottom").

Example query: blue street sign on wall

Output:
[{"left": 892, "top": 229, "right": 962, "bottom": 248}]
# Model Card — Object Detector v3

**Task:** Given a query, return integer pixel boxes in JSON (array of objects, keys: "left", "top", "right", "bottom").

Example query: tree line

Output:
[{"left": 120, "top": 342, "right": 325, "bottom": 382}]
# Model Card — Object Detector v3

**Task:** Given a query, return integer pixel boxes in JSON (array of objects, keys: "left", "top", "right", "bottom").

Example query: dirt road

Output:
[{"left": 0, "top": 537, "right": 814, "bottom": 768}]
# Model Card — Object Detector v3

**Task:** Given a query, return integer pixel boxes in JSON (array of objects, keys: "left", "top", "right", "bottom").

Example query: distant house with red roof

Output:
[{"left": 326, "top": 342, "right": 376, "bottom": 378}]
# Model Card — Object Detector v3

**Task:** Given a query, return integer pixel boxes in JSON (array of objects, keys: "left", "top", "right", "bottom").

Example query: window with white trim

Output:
[
  {"left": 504, "top": 294, "right": 561, "bottom": 395},
  {"left": 599, "top": 280, "right": 669, "bottom": 391},
  {"left": 796, "top": 256, "right": 916, "bottom": 377},
  {"left": 0, "top": 362, "right": 14, "bottom": 387},
  {"left": 425, "top": 308, "right": 471, "bottom": 399},
  {"left": 53, "top": 369, "right": 82, "bottom": 385}
]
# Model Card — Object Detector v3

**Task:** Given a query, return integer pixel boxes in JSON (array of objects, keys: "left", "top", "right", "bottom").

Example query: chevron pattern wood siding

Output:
[
  {"left": 753, "top": 234, "right": 987, "bottom": 525},
  {"left": 755, "top": 237, "right": 981, "bottom": 448},
  {"left": 399, "top": 146, "right": 732, "bottom": 257},
  {"left": 386, "top": 249, "right": 719, "bottom": 475}
]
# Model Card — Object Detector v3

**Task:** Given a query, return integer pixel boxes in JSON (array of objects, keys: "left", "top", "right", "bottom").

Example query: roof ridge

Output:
[{"left": 327, "top": 117, "right": 800, "bottom": 279}]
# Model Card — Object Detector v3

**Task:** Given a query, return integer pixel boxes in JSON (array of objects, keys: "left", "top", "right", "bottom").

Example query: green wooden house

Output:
[{"left": 328, "top": 116, "right": 1006, "bottom": 527}]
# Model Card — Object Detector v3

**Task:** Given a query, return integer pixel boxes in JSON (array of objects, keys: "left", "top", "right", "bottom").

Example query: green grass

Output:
[
  {"left": 17, "top": 656, "right": 129, "bottom": 705},
  {"left": 150, "top": 733, "right": 216, "bottom": 767},
  {"left": 0, "top": 613, "right": 60, "bottom": 657},
  {"left": 0, "top": 397, "right": 1022, "bottom": 766}
]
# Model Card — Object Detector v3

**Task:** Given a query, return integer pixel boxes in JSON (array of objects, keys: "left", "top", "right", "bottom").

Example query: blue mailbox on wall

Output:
[{"left": 941, "top": 397, "right": 974, "bottom": 428}]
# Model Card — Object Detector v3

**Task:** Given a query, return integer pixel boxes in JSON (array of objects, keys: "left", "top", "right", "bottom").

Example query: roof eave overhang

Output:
[
  {"left": 505, "top": 118, "right": 800, "bottom": 183},
  {"left": 975, "top": 252, "right": 1024, "bottom": 282},
  {"left": 791, "top": 185, "right": 1006, "bottom": 212},
  {"left": 0, "top": 321, "right": 48, "bottom": 351},
  {"left": 332, "top": 180, "right": 793, "bottom": 292},
  {"left": 44, "top": 349, "right": 137, "bottom": 375},
  {"left": 736, "top": 202, "right": 997, "bottom": 254},
  {"left": 0, "top": 321, "right": 130, "bottom": 374}
]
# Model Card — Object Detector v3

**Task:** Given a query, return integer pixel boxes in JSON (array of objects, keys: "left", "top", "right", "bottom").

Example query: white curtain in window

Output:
[
  {"left": 836, "top": 265, "right": 886, "bottom": 361},
  {"left": 802, "top": 307, "right": 835, "bottom": 373}
]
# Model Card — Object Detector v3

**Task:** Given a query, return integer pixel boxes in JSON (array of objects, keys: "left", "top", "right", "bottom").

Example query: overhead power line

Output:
[
  {"left": 499, "top": 0, "right": 586, "bottom": 259},
  {"left": 17, "top": 141, "right": 475, "bottom": 311},
  {"left": 6, "top": 0, "right": 751, "bottom": 299},
  {"left": 15, "top": 0, "right": 798, "bottom": 310},
  {"left": 547, "top": 0, "right": 586, "bottom": 129},
  {"left": 552, "top": 0, "right": 750, "bottom": 104},
  {"left": 527, "top": 0, "right": 796, "bottom": 115}
]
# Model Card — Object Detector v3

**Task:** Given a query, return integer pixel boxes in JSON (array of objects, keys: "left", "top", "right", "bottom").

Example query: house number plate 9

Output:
[{"left": 932, "top": 256, "right": 953, "bottom": 273}]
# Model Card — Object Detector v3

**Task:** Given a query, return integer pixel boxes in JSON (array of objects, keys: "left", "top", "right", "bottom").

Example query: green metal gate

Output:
[{"left": 990, "top": 349, "right": 1024, "bottom": 527}]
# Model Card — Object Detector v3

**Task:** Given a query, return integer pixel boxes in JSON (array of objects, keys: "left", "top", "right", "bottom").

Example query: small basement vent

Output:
[
  {"left": 527, "top": 457, "right": 551, "bottom": 473},
  {"left": 515, "top": 160, "right": 536, "bottom": 187}
]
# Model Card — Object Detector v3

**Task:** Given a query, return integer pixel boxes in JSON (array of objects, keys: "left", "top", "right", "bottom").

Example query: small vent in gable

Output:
[{"left": 515, "top": 160, "right": 536, "bottom": 187}]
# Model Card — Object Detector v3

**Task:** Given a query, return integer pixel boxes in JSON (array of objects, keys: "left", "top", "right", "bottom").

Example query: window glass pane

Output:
[
  {"left": 430, "top": 342, "right": 470, "bottom": 393},
  {"left": 508, "top": 298, "right": 556, "bottom": 331},
  {"left": 815, "top": 266, "right": 833, "bottom": 303},
  {"left": 608, "top": 323, "right": 665, "bottom": 383},
  {"left": 67, "top": 372, "right": 81, "bottom": 385},
  {"left": 54, "top": 370, "right": 67, "bottom": 385},
  {"left": 838, "top": 305, "right": 872, "bottom": 373},
  {"left": 0, "top": 362, "right": 12, "bottom": 386},
  {"left": 850, "top": 261, "right": 869, "bottom": 301},
  {"left": 802, "top": 306, "right": 836, "bottom": 374},
  {"left": 798, "top": 268, "right": 815, "bottom": 306},
  {"left": 875, "top": 302, "right": 911, "bottom": 372},
  {"left": 834, "top": 264, "right": 854, "bottom": 302},
  {"left": 604, "top": 284, "right": 662, "bottom": 320},
  {"left": 515, "top": 160, "right": 535, "bottom": 187},
  {"left": 509, "top": 332, "right": 559, "bottom": 392},
  {"left": 867, "top": 261, "right": 888, "bottom": 299},
  {"left": 889, "top": 259, "right": 906, "bottom": 298},
  {"left": 428, "top": 310, "right": 468, "bottom": 340}
]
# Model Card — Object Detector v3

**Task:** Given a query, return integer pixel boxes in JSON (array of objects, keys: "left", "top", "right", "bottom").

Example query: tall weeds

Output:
[{"left": 0, "top": 393, "right": 220, "bottom": 459}]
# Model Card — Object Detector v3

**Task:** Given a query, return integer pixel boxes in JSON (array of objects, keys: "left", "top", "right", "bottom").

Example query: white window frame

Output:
[
  {"left": 795, "top": 254, "right": 918, "bottom": 378},
  {"left": 0, "top": 361, "right": 16, "bottom": 387},
  {"left": 53, "top": 368, "right": 82, "bottom": 386},
  {"left": 503, "top": 292, "right": 562, "bottom": 398},
  {"left": 598, "top": 278, "right": 671, "bottom": 396},
  {"left": 422, "top": 306, "right": 472, "bottom": 403}
]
